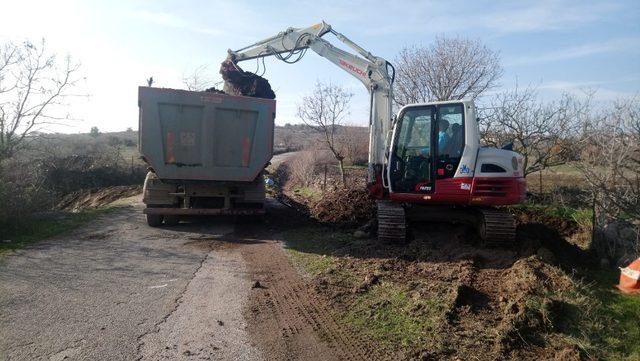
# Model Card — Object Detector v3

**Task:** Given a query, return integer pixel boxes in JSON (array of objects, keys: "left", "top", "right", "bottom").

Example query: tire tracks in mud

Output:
[{"left": 240, "top": 238, "right": 386, "bottom": 361}]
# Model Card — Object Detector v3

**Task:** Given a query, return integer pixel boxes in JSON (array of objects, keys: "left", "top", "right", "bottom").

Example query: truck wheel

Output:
[
  {"left": 146, "top": 214, "right": 163, "bottom": 227},
  {"left": 163, "top": 215, "right": 179, "bottom": 226}
]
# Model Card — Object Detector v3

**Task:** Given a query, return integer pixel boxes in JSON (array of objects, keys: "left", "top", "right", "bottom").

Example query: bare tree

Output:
[
  {"left": 573, "top": 97, "right": 640, "bottom": 263},
  {"left": 339, "top": 125, "right": 368, "bottom": 166},
  {"left": 394, "top": 36, "right": 502, "bottom": 106},
  {"left": 577, "top": 97, "right": 639, "bottom": 218},
  {"left": 182, "top": 64, "right": 216, "bottom": 91},
  {"left": 297, "top": 81, "right": 353, "bottom": 186},
  {"left": 0, "top": 40, "right": 81, "bottom": 161},
  {"left": 480, "top": 85, "right": 591, "bottom": 177}
]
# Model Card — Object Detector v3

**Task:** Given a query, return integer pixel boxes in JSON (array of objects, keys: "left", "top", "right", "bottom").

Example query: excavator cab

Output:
[{"left": 388, "top": 101, "right": 467, "bottom": 196}]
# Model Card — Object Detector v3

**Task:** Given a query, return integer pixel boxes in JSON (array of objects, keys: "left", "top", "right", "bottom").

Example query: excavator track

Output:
[
  {"left": 376, "top": 200, "right": 406, "bottom": 243},
  {"left": 476, "top": 208, "right": 516, "bottom": 247}
]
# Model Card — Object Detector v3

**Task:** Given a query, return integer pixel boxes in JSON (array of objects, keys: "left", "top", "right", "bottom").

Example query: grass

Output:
[
  {"left": 292, "top": 186, "right": 322, "bottom": 201},
  {"left": 282, "top": 226, "right": 354, "bottom": 277},
  {"left": 512, "top": 202, "right": 593, "bottom": 228},
  {"left": 520, "top": 262, "right": 640, "bottom": 360},
  {"left": 281, "top": 221, "right": 640, "bottom": 360},
  {"left": 0, "top": 207, "right": 116, "bottom": 255},
  {"left": 344, "top": 282, "right": 449, "bottom": 349},
  {"left": 281, "top": 225, "right": 451, "bottom": 352},
  {"left": 584, "top": 269, "right": 640, "bottom": 360}
]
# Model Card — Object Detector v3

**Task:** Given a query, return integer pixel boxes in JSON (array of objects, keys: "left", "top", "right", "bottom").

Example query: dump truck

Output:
[{"left": 138, "top": 87, "right": 276, "bottom": 226}]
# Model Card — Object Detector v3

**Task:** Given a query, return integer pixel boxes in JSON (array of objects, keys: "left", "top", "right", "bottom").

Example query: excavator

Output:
[{"left": 227, "top": 22, "right": 526, "bottom": 246}]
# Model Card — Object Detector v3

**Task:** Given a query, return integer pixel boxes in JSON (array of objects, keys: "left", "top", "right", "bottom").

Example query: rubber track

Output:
[
  {"left": 478, "top": 208, "right": 516, "bottom": 247},
  {"left": 376, "top": 200, "right": 406, "bottom": 243}
]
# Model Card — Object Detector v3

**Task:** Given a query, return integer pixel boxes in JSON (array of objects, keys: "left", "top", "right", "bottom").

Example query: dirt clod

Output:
[{"left": 220, "top": 59, "right": 275, "bottom": 99}]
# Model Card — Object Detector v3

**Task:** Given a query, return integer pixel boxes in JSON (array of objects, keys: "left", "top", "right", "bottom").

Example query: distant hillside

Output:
[{"left": 26, "top": 123, "right": 368, "bottom": 159}]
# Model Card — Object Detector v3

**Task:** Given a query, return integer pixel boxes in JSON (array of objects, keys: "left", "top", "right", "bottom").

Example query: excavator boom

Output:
[{"left": 227, "top": 21, "right": 394, "bottom": 187}]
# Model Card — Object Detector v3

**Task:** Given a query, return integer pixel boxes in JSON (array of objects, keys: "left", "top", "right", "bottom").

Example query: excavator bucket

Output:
[{"left": 220, "top": 59, "right": 276, "bottom": 99}]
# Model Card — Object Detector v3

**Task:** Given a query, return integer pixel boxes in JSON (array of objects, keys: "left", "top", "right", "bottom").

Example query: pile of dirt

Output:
[
  {"left": 512, "top": 208, "right": 596, "bottom": 269},
  {"left": 495, "top": 256, "right": 585, "bottom": 360},
  {"left": 511, "top": 208, "right": 580, "bottom": 237},
  {"left": 219, "top": 59, "right": 275, "bottom": 99},
  {"left": 310, "top": 188, "right": 375, "bottom": 225},
  {"left": 57, "top": 185, "right": 142, "bottom": 212}
]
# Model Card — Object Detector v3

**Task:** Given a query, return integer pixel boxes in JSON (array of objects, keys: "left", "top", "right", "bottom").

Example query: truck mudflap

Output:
[{"left": 143, "top": 208, "right": 265, "bottom": 216}]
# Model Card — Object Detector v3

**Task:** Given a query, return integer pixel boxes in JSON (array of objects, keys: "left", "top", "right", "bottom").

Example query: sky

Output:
[{"left": 1, "top": 0, "right": 638, "bottom": 133}]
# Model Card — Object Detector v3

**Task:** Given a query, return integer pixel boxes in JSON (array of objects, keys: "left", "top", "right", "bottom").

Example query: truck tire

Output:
[
  {"left": 163, "top": 215, "right": 179, "bottom": 226},
  {"left": 146, "top": 214, "right": 163, "bottom": 227}
]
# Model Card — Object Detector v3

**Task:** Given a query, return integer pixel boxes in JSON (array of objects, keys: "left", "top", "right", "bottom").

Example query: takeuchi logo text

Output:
[{"left": 339, "top": 60, "right": 367, "bottom": 78}]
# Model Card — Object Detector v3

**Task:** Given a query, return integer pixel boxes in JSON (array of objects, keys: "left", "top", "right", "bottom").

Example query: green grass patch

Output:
[
  {"left": 513, "top": 203, "right": 593, "bottom": 227},
  {"left": 281, "top": 226, "right": 356, "bottom": 277},
  {"left": 0, "top": 207, "right": 116, "bottom": 255},
  {"left": 584, "top": 269, "right": 640, "bottom": 360},
  {"left": 344, "top": 282, "right": 448, "bottom": 349},
  {"left": 292, "top": 186, "right": 322, "bottom": 201},
  {"left": 281, "top": 226, "right": 451, "bottom": 351},
  {"left": 539, "top": 268, "right": 640, "bottom": 360}
]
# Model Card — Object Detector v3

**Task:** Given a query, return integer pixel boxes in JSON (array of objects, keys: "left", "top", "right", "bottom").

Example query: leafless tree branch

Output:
[
  {"left": 394, "top": 36, "right": 503, "bottom": 106},
  {"left": 0, "top": 40, "right": 81, "bottom": 161},
  {"left": 296, "top": 81, "right": 353, "bottom": 186}
]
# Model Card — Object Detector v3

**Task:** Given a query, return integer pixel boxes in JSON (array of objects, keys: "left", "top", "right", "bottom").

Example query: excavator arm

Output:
[{"left": 227, "top": 21, "right": 394, "bottom": 188}]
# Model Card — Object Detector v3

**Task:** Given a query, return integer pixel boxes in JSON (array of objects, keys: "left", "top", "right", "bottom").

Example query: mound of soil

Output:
[
  {"left": 310, "top": 188, "right": 375, "bottom": 225},
  {"left": 57, "top": 185, "right": 142, "bottom": 212},
  {"left": 512, "top": 208, "right": 580, "bottom": 237},
  {"left": 512, "top": 208, "right": 596, "bottom": 269},
  {"left": 496, "top": 256, "right": 582, "bottom": 360},
  {"left": 219, "top": 59, "right": 275, "bottom": 99}
]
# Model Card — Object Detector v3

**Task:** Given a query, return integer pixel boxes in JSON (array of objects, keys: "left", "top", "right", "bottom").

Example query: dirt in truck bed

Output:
[{"left": 218, "top": 59, "right": 276, "bottom": 99}]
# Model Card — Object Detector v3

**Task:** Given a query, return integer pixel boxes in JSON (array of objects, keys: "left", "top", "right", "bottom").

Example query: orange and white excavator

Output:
[{"left": 227, "top": 21, "right": 526, "bottom": 246}]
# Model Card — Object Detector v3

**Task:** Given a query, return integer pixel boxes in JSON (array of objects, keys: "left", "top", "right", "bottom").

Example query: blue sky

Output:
[{"left": 1, "top": 0, "right": 638, "bottom": 132}]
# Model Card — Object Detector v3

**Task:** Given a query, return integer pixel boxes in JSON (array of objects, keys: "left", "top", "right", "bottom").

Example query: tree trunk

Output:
[
  {"left": 337, "top": 159, "right": 346, "bottom": 187},
  {"left": 539, "top": 170, "right": 543, "bottom": 195}
]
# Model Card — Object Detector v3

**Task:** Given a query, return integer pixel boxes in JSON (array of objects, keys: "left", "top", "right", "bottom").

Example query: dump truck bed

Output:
[{"left": 138, "top": 87, "right": 276, "bottom": 182}]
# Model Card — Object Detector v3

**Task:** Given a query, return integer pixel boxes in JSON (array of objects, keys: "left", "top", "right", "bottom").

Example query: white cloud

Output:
[
  {"left": 476, "top": 0, "right": 620, "bottom": 34},
  {"left": 507, "top": 37, "right": 640, "bottom": 66},
  {"left": 358, "top": 0, "right": 621, "bottom": 36}
]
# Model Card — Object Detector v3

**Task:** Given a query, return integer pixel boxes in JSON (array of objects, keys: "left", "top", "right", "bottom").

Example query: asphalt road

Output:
[{"left": 0, "top": 200, "right": 262, "bottom": 360}]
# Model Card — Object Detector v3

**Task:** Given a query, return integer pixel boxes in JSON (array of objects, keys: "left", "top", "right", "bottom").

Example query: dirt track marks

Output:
[{"left": 242, "top": 239, "right": 381, "bottom": 361}]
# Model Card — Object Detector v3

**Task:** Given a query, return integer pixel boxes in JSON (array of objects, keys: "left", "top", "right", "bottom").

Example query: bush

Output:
[
  {"left": 0, "top": 132, "right": 146, "bottom": 226},
  {"left": 288, "top": 150, "right": 334, "bottom": 188}
]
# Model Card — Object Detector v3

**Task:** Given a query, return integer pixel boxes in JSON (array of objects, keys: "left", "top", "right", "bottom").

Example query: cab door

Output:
[
  {"left": 387, "top": 103, "right": 466, "bottom": 195},
  {"left": 387, "top": 105, "right": 436, "bottom": 194}
]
